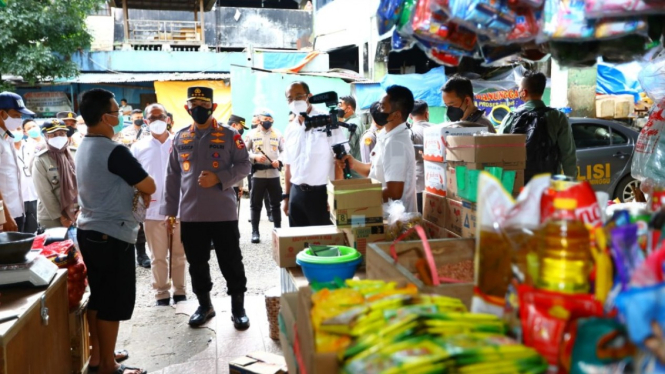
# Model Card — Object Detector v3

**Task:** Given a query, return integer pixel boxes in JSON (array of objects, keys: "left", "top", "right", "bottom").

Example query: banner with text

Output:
[{"left": 24, "top": 91, "right": 73, "bottom": 117}]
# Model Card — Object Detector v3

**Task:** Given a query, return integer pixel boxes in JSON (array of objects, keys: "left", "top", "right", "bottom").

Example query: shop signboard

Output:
[{"left": 24, "top": 92, "right": 73, "bottom": 117}]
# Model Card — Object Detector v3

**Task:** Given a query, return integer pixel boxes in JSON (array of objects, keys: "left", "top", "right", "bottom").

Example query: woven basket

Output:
[{"left": 264, "top": 287, "right": 281, "bottom": 341}]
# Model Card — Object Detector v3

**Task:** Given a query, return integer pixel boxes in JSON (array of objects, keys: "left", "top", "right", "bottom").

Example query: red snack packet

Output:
[
  {"left": 518, "top": 285, "right": 605, "bottom": 367},
  {"left": 541, "top": 181, "right": 602, "bottom": 228}
]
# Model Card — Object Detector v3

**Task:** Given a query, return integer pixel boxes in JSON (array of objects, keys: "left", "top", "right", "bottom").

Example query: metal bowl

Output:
[{"left": 0, "top": 232, "right": 36, "bottom": 264}]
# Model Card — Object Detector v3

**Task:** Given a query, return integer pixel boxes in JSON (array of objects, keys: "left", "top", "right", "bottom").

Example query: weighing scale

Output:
[{"left": 0, "top": 251, "right": 58, "bottom": 288}]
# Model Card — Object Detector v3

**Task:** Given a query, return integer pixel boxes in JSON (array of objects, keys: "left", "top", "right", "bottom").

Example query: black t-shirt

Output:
[{"left": 107, "top": 145, "right": 148, "bottom": 186}]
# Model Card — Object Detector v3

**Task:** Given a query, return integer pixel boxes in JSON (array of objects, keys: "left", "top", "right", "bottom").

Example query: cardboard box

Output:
[
  {"left": 279, "top": 332, "right": 299, "bottom": 374},
  {"left": 280, "top": 267, "right": 310, "bottom": 294},
  {"left": 423, "top": 192, "right": 446, "bottom": 227},
  {"left": 296, "top": 288, "right": 339, "bottom": 374},
  {"left": 445, "top": 134, "right": 526, "bottom": 164},
  {"left": 423, "top": 126, "right": 483, "bottom": 162},
  {"left": 229, "top": 352, "right": 287, "bottom": 374},
  {"left": 272, "top": 226, "right": 347, "bottom": 268},
  {"left": 446, "top": 162, "right": 525, "bottom": 201},
  {"left": 279, "top": 292, "right": 298, "bottom": 345},
  {"left": 424, "top": 161, "right": 447, "bottom": 196},
  {"left": 422, "top": 219, "right": 447, "bottom": 239},
  {"left": 446, "top": 229, "right": 461, "bottom": 239},
  {"left": 328, "top": 178, "right": 383, "bottom": 228},
  {"left": 460, "top": 199, "right": 477, "bottom": 239},
  {"left": 341, "top": 225, "right": 386, "bottom": 263},
  {"left": 446, "top": 198, "right": 464, "bottom": 236},
  {"left": 366, "top": 239, "right": 476, "bottom": 309}
]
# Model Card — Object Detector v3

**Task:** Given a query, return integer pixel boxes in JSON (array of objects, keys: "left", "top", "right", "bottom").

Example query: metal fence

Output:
[{"left": 128, "top": 20, "right": 202, "bottom": 45}]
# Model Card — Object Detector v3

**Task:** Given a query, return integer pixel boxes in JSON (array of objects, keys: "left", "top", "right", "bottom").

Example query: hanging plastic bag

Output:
[
  {"left": 639, "top": 49, "right": 665, "bottom": 102},
  {"left": 585, "top": 0, "right": 665, "bottom": 20},
  {"left": 377, "top": 0, "right": 406, "bottom": 35},
  {"left": 631, "top": 99, "right": 665, "bottom": 190}
]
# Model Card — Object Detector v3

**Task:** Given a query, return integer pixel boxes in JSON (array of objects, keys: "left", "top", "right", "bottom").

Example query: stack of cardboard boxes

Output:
[
  {"left": 422, "top": 126, "right": 526, "bottom": 239},
  {"left": 327, "top": 179, "right": 387, "bottom": 261}
]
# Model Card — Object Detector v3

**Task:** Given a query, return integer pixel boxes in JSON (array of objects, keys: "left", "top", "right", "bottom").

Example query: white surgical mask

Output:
[
  {"left": 289, "top": 100, "right": 308, "bottom": 116},
  {"left": 10, "top": 130, "right": 23, "bottom": 143},
  {"left": 2, "top": 114, "right": 22, "bottom": 132},
  {"left": 149, "top": 120, "right": 167, "bottom": 135},
  {"left": 47, "top": 136, "right": 68, "bottom": 150}
]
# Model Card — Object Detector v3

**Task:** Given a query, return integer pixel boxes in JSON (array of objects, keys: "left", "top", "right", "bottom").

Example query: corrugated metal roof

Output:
[{"left": 55, "top": 72, "right": 230, "bottom": 84}]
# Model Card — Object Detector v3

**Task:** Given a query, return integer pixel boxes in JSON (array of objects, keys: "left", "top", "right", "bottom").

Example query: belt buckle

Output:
[{"left": 300, "top": 184, "right": 311, "bottom": 192}]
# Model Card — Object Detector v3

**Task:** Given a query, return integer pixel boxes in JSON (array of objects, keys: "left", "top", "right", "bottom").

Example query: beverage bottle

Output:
[{"left": 537, "top": 197, "right": 592, "bottom": 293}]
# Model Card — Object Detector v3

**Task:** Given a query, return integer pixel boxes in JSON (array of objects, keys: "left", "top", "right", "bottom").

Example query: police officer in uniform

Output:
[
  {"left": 57, "top": 111, "right": 83, "bottom": 148},
  {"left": 161, "top": 87, "right": 252, "bottom": 329},
  {"left": 245, "top": 109, "right": 284, "bottom": 244},
  {"left": 226, "top": 114, "right": 248, "bottom": 200},
  {"left": 359, "top": 101, "right": 387, "bottom": 163}
]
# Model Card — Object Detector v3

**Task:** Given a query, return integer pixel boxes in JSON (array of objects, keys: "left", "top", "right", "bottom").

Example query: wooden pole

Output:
[
  {"left": 200, "top": 0, "right": 205, "bottom": 45},
  {"left": 122, "top": 0, "right": 129, "bottom": 41}
]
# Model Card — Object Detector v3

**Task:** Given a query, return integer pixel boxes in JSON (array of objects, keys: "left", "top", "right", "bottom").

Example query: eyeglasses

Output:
[{"left": 285, "top": 94, "right": 308, "bottom": 103}]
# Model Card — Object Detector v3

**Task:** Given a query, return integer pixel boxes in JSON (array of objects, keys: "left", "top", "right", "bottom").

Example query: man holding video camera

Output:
[
  {"left": 246, "top": 109, "right": 284, "bottom": 243},
  {"left": 282, "top": 81, "right": 345, "bottom": 227},
  {"left": 338, "top": 85, "right": 417, "bottom": 213}
]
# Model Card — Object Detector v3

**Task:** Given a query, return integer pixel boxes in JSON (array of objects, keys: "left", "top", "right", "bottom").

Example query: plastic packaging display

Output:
[
  {"left": 377, "top": 0, "right": 406, "bottom": 35},
  {"left": 639, "top": 50, "right": 665, "bottom": 102}
]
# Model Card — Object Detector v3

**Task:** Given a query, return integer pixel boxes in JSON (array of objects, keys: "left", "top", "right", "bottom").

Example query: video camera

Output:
[{"left": 299, "top": 92, "right": 357, "bottom": 137}]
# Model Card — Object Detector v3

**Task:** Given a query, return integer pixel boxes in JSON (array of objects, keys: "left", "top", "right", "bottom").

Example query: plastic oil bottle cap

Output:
[{"left": 553, "top": 198, "right": 577, "bottom": 210}]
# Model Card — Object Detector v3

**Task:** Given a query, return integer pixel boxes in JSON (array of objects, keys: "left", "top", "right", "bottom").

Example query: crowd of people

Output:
[{"left": 0, "top": 70, "right": 576, "bottom": 374}]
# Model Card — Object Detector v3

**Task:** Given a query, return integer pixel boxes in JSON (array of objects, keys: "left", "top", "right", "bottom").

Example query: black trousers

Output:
[
  {"left": 22, "top": 201, "right": 38, "bottom": 234},
  {"left": 288, "top": 184, "right": 331, "bottom": 227},
  {"left": 417, "top": 193, "right": 423, "bottom": 215},
  {"left": 180, "top": 221, "right": 247, "bottom": 297},
  {"left": 251, "top": 177, "right": 282, "bottom": 231},
  {"left": 14, "top": 215, "right": 24, "bottom": 233},
  {"left": 248, "top": 171, "right": 271, "bottom": 214},
  {"left": 135, "top": 222, "right": 146, "bottom": 254}
]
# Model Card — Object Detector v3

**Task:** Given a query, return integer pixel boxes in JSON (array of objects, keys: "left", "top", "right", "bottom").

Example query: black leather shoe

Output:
[
  {"left": 156, "top": 298, "right": 170, "bottom": 306},
  {"left": 173, "top": 295, "right": 187, "bottom": 304},
  {"left": 231, "top": 294, "right": 250, "bottom": 330},
  {"left": 251, "top": 231, "right": 260, "bottom": 244},
  {"left": 189, "top": 306, "right": 216, "bottom": 327},
  {"left": 137, "top": 254, "right": 151, "bottom": 268}
]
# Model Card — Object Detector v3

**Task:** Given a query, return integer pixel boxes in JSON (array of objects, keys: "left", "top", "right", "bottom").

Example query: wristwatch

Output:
[{"left": 282, "top": 193, "right": 290, "bottom": 200}]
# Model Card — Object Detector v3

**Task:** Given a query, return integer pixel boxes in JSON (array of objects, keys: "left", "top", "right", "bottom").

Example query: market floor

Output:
[{"left": 110, "top": 195, "right": 284, "bottom": 374}]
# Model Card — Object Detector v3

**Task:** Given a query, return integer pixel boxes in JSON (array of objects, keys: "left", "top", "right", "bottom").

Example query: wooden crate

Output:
[
  {"left": 366, "top": 238, "right": 475, "bottom": 309},
  {"left": 70, "top": 291, "right": 91, "bottom": 374}
]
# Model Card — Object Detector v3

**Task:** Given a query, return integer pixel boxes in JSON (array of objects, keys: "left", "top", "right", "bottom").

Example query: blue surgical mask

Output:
[
  {"left": 27, "top": 128, "right": 41, "bottom": 139},
  {"left": 113, "top": 123, "right": 124, "bottom": 134}
]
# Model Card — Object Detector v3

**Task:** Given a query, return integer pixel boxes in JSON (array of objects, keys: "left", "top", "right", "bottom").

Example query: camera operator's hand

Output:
[
  {"left": 256, "top": 155, "right": 267, "bottom": 163},
  {"left": 338, "top": 154, "right": 356, "bottom": 171}
]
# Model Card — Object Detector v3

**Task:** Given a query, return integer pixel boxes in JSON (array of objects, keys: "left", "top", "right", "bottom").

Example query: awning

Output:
[{"left": 54, "top": 72, "right": 230, "bottom": 85}]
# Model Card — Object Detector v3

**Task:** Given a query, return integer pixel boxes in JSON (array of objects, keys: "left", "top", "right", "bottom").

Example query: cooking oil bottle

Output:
[{"left": 537, "top": 197, "right": 592, "bottom": 294}]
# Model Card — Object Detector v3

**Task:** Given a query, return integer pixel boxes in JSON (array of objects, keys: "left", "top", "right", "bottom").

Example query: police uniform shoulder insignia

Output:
[
  {"left": 234, "top": 134, "right": 245, "bottom": 149},
  {"left": 364, "top": 136, "right": 372, "bottom": 146}
]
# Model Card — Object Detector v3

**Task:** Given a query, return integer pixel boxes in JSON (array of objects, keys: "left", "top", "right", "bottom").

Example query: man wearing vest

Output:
[
  {"left": 246, "top": 109, "right": 284, "bottom": 244},
  {"left": 498, "top": 71, "right": 577, "bottom": 182},
  {"left": 161, "top": 86, "right": 251, "bottom": 330}
]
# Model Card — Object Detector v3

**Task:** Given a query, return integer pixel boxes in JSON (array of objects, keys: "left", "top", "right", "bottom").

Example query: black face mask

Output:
[
  {"left": 189, "top": 106, "right": 211, "bottom": 125},
  {"left": 446, "top": 105, "right": 466, "bottom": 122},
  {"left": 336, "top": 108, "right": 346, "bottom": 118},
  {"left": 237, "top": 128, "right": 244, "bottom": 135},
  {"left": 373, "top": 112, "right": 390, "bottom": 126},
  {"left": 66, "top": 126, "right": 77, "bottom": 138},
  {"left": 261, "top": 121, "right": 273, "bottom": 130},
  {"left": 133, "top": 119, "right": 143, "bottom": 126}
]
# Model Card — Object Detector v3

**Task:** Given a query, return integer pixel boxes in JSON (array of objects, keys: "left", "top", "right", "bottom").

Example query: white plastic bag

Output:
[
  {"left": 639, "top": 49, "right": 665, "bottom": 103},
  {"left": 631, "top": 99, "right": 665, "bottom": 190}
]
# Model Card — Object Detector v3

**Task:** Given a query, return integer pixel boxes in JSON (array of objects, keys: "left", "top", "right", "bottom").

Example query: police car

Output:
[{"left": 570, "top": 118, "right": 641, "bottom": 202}]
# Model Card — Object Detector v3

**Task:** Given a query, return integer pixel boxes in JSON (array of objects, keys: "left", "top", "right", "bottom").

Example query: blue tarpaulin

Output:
[
  {"left": 355, "top": 67, "right": 446, "bottom": 110},
  {"left": 597, "top": 62, "right": 643, "bottom": 103}
]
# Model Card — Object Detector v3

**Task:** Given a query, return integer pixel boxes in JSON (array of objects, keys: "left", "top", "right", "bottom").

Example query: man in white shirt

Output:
[
  {"left": 340, "top": 85, "right": 417, "bottom": 213},
  {"left": 0, "top": 92, "right": 34, "bottom": 232},
  {"left": 119, "top": 98, "right": 133, "bottom": 116},
  {"left": 131, "top": 103, "right": 187, "bottom": 306},
  {"left": 12, "top": 122, "right": 38, "bottom": 233},
  {"left": 282, "top": 81, "right": 345, "bottom": 227}
]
